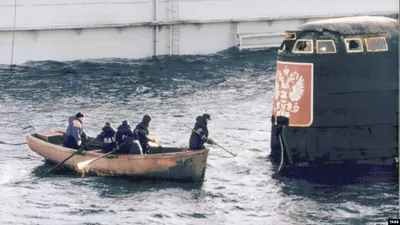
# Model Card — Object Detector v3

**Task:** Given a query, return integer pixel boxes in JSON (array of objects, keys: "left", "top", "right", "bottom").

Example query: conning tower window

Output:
[
  {"left": 292, "top": 39, "right": 313, "bottom": 54},
  {"left": 344, "top": 38, "right": 363, "bottom": 53},
  {"left": 316, "top": 40, "right": 336, "bottom": 54},
  {"left": 365, "top": 37, "right": 388, "bottom": 52}
]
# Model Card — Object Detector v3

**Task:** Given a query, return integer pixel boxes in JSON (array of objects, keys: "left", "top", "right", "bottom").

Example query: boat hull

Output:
[{"left": 26, "top": 132, "right": 209, "bottom": 182}]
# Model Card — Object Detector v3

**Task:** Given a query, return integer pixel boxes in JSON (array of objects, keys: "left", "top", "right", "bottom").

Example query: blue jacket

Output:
[{"left": 65, "top": 116, "right": 84, "bottom": 142}]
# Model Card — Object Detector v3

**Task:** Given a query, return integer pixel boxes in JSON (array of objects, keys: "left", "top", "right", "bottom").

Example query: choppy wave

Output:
[{"left": 0, "top": 49, "right": 397, "bottom": 225}]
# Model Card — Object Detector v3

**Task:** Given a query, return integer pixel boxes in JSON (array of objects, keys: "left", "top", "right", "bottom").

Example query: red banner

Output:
[{"left": 273, "top": 61, "right": 313, "bottom": 127}]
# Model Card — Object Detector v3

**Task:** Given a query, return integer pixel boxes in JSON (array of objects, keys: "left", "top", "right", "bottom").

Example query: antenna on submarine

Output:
[{"left": 10, "top": 0, "right": 17, "bottom": 74}]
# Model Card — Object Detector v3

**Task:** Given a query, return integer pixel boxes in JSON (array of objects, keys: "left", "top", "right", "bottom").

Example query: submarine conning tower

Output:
[{"left": 270, "top": 16, "right": 399, "bottom": 166}]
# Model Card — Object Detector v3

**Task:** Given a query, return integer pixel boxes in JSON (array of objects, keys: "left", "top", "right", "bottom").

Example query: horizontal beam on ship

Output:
[{"left": 0, "top": 11, "right": 397, "bottom": 32}]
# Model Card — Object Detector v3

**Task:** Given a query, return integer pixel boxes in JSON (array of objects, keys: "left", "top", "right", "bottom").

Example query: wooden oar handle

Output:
[
  {"left": 214, "top": 143, "right": 237, "bottom": 157},
  {"left": 77, "top": 149, "right": 117, "bottom": 171},
  {"left": 184, "top": 124, "right": 236, "bottom": 157},
  {"left": 146, "top": 135, "right": 163, "bottom": 148},
  {"left": 184, "top": 124, "right": 200, "bottom": 135},
  {"left": 154, "top": 140, "right": 164, "bottom": 148}
]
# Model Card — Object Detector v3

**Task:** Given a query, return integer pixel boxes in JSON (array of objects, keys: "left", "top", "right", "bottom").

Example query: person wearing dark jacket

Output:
[
  {"left": 189, "top": 113, "right": 214, "bottom": 150},
  {"left": 96, "top": 122, "right": 117, "bottom": 153},
  {"left": 116, "top": 120, "right": 143, "bottom": 155},
  {"left": 133, "top": 114, "right": 154, "bottom": 154},
  {"left": 63, "top": 112, "right": 87, "bottom": 150},
  {"left": 116, "top": 120, "right": 133, "bottom": 145}
]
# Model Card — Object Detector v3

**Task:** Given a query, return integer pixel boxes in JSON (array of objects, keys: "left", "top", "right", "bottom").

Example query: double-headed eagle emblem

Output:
[{"left": 274, "top": 65, "right": 305, "bottom": 118}]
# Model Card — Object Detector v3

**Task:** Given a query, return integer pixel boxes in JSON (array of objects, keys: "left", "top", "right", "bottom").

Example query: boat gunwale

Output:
[{"left": 26, "top": 133, "right": 209, "bottom": 160}]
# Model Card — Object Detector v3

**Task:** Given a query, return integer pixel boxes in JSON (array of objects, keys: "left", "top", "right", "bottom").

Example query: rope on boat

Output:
[
  {"left": 10, "top": 0, "right": 17, "bottom": 69},
  {"left": 277, "top": 134, "right": 285, "bottom": 172}
]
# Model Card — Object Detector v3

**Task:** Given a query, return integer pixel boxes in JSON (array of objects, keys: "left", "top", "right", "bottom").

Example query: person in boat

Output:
[
  {"left": 189, "top": 113, "right": 215, "bottom": 150},
  {"left": 132, "top": 114, "right": 156, "bottom": 154},
  {"left": 96, "top": 122, "right": 117, "bottom": 153},
  {"left": 63, "top": 112, "right": 87, "bottom": 150},
  {"left": 116, "top": 120, "right": 143, "bottom": 155},
  {"left": 116, "top": 120, "right": 132, "bottom": 144}
]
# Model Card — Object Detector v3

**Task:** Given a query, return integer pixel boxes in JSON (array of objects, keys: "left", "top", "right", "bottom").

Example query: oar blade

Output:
[{"left": 77, "top": 159, "right": 94, "bottom": 170}]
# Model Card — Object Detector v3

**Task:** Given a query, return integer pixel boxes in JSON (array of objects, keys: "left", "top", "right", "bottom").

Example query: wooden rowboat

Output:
[{"left": 26, "top": 130, "right": 209, "bottom": 182}]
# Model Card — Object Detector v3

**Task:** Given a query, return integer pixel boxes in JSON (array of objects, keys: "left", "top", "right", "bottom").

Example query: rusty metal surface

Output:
[
  {"left": 26, "top": 133, "right": 209, "bottom": 182},
  {"left": 295, "top": 16, "right": 399, "bottom": 36}
]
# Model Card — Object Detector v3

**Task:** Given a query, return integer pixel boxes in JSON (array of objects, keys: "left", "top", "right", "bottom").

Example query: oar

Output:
[
  {"left": 184, "top": 124, "right": 237, "bottom": 157},
  {"left": 146, "top": 135, "right": 164, "bottom": 148},
  {"left": 0, "top": 141, "right": 26, "bottom": 146},
  {"left": 38, "top": 137, "right": 97, "bottom": 179},
  {"left": 76, "top": 149, "right": 116, "bottom": 172},
  {"left": 38, "top": 151, "right": 80, "bottom": 179}
]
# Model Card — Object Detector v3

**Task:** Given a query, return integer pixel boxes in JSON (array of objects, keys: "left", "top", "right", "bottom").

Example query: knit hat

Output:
[
  {"left": 143, "top": 114, "right": 152, "bottom": 123},
  {"left": 202, "top": 113, "right": 211, "bottom": 120},
  {"left": 122, "top": 120, "right": 128, "bottom": 125},
  {"left": 105, "top": 122, "right": 111, "bottom": 127},
  {"left": 75, "top": 112, "right": 85, "bottom": 118}
]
